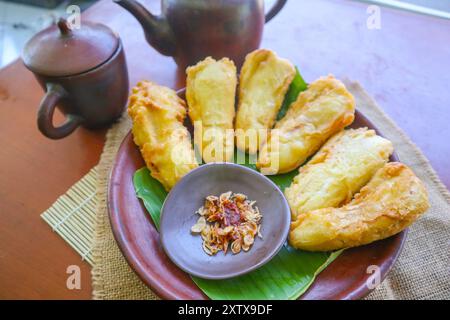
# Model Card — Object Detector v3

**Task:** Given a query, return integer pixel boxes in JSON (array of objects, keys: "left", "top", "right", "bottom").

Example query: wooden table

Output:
[{"left": 0, "top": 0, "right": 448, "bottom": 299}]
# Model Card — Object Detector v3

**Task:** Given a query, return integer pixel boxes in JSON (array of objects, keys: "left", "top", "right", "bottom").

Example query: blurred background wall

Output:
[
  {"left": 0, "top": 0, "right": 449, "bottom": 69},
  {"left": 0, "top": 0, "right": 96, "bottom": 68}
]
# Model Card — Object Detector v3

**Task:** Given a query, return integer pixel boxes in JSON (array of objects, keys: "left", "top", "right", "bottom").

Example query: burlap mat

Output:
[{"left": 91, "top": 81, "right": 450, "bottom": 300}]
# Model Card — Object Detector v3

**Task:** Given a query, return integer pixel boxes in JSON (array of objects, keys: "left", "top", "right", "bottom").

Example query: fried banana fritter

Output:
[
  {"left": 235, "top": 49, "right": 295, "bottom": 153},
  {"left": 128, "top": 81, "right": 198, "bottom": 191},
  {"left": 257, "top": 75, "right": 355, "bottom": 174},
  {"left": 186, "top": 57, "right": 237, "bottom": 163},
  {"left": 285, "top": 128, "right": 393, "bottom": 220},
  {"left": 289, "top": 162, "right": 429, "bottom": 251}
]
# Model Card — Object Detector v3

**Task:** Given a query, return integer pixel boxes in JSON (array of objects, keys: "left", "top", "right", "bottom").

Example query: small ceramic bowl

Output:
[{"left": 159, "top": 163, "right": 291, "bottom": 280}]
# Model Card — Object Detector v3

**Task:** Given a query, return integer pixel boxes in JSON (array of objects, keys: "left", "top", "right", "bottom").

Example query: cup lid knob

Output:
[{"left": 57, "top": 18, "right": 72, "bottom": 37}]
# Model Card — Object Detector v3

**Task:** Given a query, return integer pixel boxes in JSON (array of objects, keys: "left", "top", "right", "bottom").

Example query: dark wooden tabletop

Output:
[{"left": 0, "top": 0, "right": 448, "bottom": 299}]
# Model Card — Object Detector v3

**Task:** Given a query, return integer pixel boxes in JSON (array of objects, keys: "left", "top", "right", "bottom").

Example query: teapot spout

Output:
[{"left": 114, "top": 0, "right": 176, "bottom": 56}]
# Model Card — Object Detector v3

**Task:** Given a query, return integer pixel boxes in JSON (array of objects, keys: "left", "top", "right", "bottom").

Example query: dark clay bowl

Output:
[{"left": 159, "top": 162, "right": 291, "bottom": 280}]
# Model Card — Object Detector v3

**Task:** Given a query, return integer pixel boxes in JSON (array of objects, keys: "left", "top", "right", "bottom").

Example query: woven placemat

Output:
[
  {"left": 41, "top": 166, "right": 97, "bottom": 266},
  {"left": 42, "top": 81, "right": 450, "bottom": 299},
  {"left": 346, "top": 81, "right": 450, "bottom": 299},
  {"left": 90, "top": 116, "right": 160, "bottom": 300}
]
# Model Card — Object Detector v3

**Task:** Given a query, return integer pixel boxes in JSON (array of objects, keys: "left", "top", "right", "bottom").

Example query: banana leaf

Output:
[
  {"left": 133, "top": 69, "right": 342, "bottom": 299},
  {"left": 133, "top": 168, "right": 166, "bottom": 230},
  {"left": 134, "top": 167, "right": 341, "bottom": 300},
  {"left": 276, "top": 67, "right": 308, "bottom": 120}
]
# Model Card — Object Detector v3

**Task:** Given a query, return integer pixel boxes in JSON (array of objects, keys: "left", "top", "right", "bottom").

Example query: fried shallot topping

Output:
[{"left": 191, "top": 192, "right": 262, "bottom": 255}]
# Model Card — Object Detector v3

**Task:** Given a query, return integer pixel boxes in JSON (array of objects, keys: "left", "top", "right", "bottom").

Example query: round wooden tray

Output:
[{"left": 108, "top": 108, "right": 405, "bottom": 300}]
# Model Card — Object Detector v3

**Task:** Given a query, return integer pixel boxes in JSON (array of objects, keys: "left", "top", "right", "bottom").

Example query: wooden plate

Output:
[{"left": 108, "top": 103, "right": 405, "bottom": 300}]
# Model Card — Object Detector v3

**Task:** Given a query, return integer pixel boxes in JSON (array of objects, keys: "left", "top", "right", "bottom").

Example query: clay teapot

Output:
[{"left": 115, "top": 0, "right": 287, "bottom": 68}]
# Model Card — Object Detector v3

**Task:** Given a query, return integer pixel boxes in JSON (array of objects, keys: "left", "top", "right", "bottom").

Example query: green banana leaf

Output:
[
  {"left": 193, "top": 246, "right": 341, "bottom": 300},
  {"left": 276, "top": 67, "right": 308, "bottom": 121},
  {"left": 134, "top": 167, "right": 341, "bottom": 300},
  {"left": 132, "top": 69, "right": 342, "bottom": 299},
  {"left": 133, "top": 168, "right": 166, "bottom": 230}
]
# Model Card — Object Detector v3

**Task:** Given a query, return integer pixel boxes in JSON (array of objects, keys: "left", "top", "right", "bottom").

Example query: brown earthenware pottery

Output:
[
  {"left": 108, "top": 89, "right": 404, "bottom": 299},
  {"left": 160, "top": 162, "right": 291, "bottom": 280},
  {"left": 115, "top": 0, "right": 288, "bottom": 68},
  {"left": 22, "top": 18, "right": 129, "bottom": 139}
]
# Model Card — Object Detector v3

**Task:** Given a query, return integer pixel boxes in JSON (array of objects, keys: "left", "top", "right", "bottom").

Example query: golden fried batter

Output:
[
  {"left": 289, "top": 162, "right": 429, "bottom": 251},
  {"left": 235, "top": 49, "right": 295, "bottom": 154},
  {"left": 128, "top": 81, "right": 198, "bottom": 191},
  {"left": 186, "top": 57, "right": 237, "bottom": 163},
  {"left": 257, "top": 75, "right": 355, "bottom": 174},
  {"left": 285, "top": 128, "right": 393, "bottom": 220}
]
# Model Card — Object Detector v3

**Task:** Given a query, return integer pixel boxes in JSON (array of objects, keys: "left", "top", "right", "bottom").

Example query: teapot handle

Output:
[
  {"left": 37, "top": 83, "right": 82, "bottom": 139},
  {"left": 265, "top": 0, "right": 288, "bottom": 23}
]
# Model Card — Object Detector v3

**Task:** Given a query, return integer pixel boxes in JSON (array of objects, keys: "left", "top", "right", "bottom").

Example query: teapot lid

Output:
[{"left": 23, "top": 18, "right": 119, "bottom": 77}]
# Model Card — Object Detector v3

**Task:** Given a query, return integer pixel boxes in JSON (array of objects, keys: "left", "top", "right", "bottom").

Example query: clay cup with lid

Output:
[{"left": 22, "top": 18, "right": 129, "bottom": 139}]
